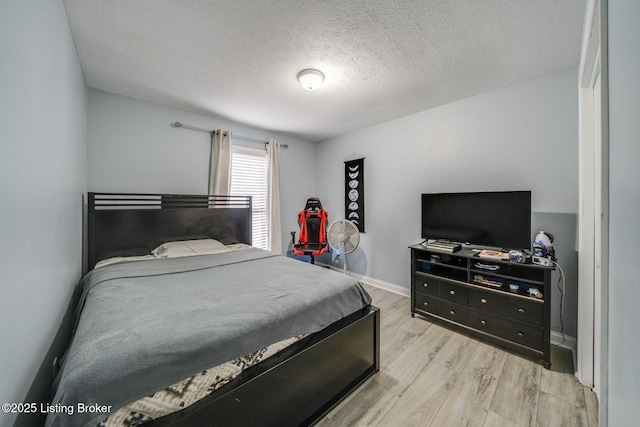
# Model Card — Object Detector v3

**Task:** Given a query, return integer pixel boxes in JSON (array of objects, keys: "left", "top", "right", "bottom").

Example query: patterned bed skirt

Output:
[{"left": 99, "top": 335, "right": 305, "bottom": 426}]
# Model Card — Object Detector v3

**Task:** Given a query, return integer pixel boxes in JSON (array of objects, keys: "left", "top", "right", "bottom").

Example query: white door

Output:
[
  {"left": 577, "top": 0, "right": 608, "bottom": 421},
  {"left": 592, "top": 71, "right": 604, "bottom": 394}
]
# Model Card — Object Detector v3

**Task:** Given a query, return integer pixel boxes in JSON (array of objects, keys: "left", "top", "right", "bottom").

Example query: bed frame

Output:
[{"left": 87, "top": 192, "right": 380, "bottom": 427}]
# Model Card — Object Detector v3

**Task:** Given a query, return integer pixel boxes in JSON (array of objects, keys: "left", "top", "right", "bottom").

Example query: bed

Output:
[{"left": 46, "top": 193, "right": 380, "bottom": 427}]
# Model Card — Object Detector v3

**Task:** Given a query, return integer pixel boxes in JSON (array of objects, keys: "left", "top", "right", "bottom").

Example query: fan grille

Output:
[{"left": 327, "top": 220, "right": 360, "bottom": 254}]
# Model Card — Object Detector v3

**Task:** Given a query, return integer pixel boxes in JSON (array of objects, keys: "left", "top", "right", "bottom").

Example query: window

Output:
[{"left": 230, "top": 145, "right": 268, "bottom": 250}]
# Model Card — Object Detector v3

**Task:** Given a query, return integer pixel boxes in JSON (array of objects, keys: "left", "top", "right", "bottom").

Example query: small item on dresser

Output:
[
  {"left": 528, "top": 287, "right": 543, "bottom": 299},
  {"left": 425, "top": 240, "right": 461, "bottom": 253},
  {"left": 478, "top": 249, "right": 509, "bottom": 260},
  {"left": 508, "top": 283, "right": 520, "bottom": 292},
  {"left": 508, "top": 250, "right": 524, "bottom": 262}
]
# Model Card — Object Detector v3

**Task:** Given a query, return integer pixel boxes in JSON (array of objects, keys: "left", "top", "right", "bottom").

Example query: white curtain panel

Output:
[
  {"left": 208, "top": 130, "right": 233, "bottom": 195},
  {"left": 267, "top": 139, "right": 282, "bottom": 253}
]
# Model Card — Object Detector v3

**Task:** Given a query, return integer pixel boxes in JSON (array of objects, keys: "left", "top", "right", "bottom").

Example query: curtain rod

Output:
[{"left": 172, "top": 122, "right": 288, "bottom": 148}]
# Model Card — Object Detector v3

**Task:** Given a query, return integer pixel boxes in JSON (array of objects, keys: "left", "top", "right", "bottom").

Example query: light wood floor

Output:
[{"left": 316, "top": 284, "right": 598, "bottom": 427}]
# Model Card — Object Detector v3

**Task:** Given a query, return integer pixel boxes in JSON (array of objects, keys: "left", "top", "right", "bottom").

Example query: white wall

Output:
[
  {"left": 87, "top": 89, "right": 317, "bottom": 252},
  {"left": 315, "top": 68, "right": 579, "bottom": 337},
  {"left": 606, "top": 0, "right": 640, "bottom": 424},
  {"left": 0, "top": 1, "right": 87, "bottom": 426}
]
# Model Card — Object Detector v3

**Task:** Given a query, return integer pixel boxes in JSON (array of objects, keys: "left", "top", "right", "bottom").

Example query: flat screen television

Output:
[{"left": 421, "top": 190, "right": 532, "bottom": 250}]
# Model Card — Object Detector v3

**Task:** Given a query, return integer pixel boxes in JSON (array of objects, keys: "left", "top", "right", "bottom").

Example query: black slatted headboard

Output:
[{"left": 87, "top": 193, "right": 252, "bottom": 270}]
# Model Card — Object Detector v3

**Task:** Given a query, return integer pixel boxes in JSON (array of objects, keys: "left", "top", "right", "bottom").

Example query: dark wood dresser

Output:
[{"left": 410, "top": 244, "right": 552, "bottom": 368}]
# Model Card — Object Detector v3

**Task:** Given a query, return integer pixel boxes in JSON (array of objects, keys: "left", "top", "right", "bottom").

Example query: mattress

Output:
[{"left": 47, "top": 248, "right": 371, "bottom": 427}]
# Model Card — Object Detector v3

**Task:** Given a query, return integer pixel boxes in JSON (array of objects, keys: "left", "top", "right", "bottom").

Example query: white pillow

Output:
[
  {"left": 224, "top": 243, "right": 252, "bottom": 252},
  {"left": 95, "top": 255, "right": 156, "bottom": 269},
  {"left": 151, "top": 239, "right": 229, "bottom": 258}
]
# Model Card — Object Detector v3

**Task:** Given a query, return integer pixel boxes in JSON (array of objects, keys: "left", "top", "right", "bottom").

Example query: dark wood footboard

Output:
[{"left": 146, "top": 306, "right": 380, "bottom": 427}]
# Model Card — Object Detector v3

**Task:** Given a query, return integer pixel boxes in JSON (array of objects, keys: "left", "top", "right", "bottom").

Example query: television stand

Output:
[{"left": 410, "top": 244, "right": 552, "bottom": 368}]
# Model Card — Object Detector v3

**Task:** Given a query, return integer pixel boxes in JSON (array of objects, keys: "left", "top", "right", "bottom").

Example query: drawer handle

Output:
[
  {"left": 481, "top": 298, "right": 487, "bottom": 304},
  {"left": 423, "top": 302, "right": 429, "bottom": 307},
  {"left": 449, "top": 290, "right": 456, "bottom": 295},
  {"left": 423, "top": 282, "right": 429, "bottom": 288},
  {"left": 518, "top": 332, "right": 525, "bottom": 338},
  {"left": 481, "top": 320, "right": 486, "bottom": 325},
  {"left": 518, "top": 308, "right": 525, "bottom": 313},
  {"left": 449, "top": 310, "right": 455, "bottom": 315}
]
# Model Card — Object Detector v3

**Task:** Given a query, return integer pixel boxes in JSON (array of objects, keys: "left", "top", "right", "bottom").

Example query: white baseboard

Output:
[
  {"left": 313, "top": 263, "right": 411, "bottom": 297},
  {"left": 351, "top": 273, "right": 411, "bottom": 297},
  {"left": 551, "top": 331, "right": 578, "bottom": 372},
  {"left": 551, "top": 331, "right": 576, "bottom": 351},
  {"left": 551, "top": 331, "right": 578, "bottom": 367}
]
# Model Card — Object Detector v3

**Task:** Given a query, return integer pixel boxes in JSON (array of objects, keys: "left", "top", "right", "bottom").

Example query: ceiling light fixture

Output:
[{"left": 297, "top": 69, "right": 325, "bottom": 90}]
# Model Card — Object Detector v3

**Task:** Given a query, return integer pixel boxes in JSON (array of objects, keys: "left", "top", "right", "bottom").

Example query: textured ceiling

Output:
[{"left": 64, "top": 0, "right": 586, "bottom": 142}]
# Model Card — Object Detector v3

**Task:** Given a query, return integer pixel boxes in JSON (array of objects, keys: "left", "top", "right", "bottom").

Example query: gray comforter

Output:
[{"left": 46, "top": 248, "right": 371, "bottom": 427}]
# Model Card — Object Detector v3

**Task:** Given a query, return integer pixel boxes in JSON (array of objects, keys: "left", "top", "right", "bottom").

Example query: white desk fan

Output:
[{"left": 327, "top": 220, "right": 360, "bottom": 274}]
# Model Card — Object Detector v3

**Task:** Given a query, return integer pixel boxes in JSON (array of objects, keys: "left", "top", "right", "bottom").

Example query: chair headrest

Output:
[{"left": 304, "top": 197, "right": 324, "bottom": 212}]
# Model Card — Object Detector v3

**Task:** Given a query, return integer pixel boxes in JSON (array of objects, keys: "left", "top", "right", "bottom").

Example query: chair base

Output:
[
  {"left": 293, "top": 244, "right": 328, "bottom": 265},
  {"left": 293, "top": 252, "right": 319, "bottom": 264}
]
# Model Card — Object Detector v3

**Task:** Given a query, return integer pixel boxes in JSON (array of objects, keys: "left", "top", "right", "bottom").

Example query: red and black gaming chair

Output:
[{"left": 293, "top": 198, "right": 329, "bottom": 264}]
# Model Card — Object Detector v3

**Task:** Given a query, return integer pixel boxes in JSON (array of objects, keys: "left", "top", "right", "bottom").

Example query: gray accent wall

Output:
[
  {"left": 314, "top": 68, "right": 580, "bottom": 338},
  {"left": 87, "top": 89, "right": 316, "bottom": 253},
  {"left": 532, "top": 212, "right": 578, "bottom": 343},
  {"left": 0, "top": 1, "right": 87, "bottom": 426}
]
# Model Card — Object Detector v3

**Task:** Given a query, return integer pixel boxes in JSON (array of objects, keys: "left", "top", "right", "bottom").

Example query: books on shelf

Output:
[{"left": 472, "top": 274, "right": 503, "bottom": 287}]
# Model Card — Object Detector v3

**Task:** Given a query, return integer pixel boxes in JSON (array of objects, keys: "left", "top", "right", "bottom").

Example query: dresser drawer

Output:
[
  {"left": 501, "top": 320, "right": 543, "bottom": 350},
  {"left": 469, "top": 289, "right": 543, "bottom": 326},
  {"left": 414, "top": 273, "right": 440, "bottom": 297},
  {"left": 414, "top": 292, "right": 439, "bottom": 315},
  {"left": 469, "top": 288, "right": 505, "bottom": 311},
  {"left": 437, "top": 300, "right": 468, "bottom": 325},
  {"left": 439, "top": 282, "right": 468, "bottom": 305},
  {"left": 468, "top": 309, "right": 502, "bottom": 336},
  {"left": 502, "top": 299, "right": 544, "bottom": 327}
]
